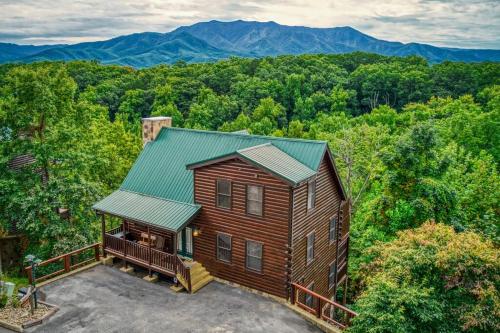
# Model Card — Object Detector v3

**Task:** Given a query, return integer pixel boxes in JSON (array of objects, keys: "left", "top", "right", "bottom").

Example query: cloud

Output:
[{"left": 0, "top": 0, "right": 498, "bottom": 48}]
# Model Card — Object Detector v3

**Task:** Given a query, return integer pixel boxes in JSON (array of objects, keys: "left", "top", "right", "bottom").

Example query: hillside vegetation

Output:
[
  {"left": 2, "top": 20, "right": 500, "bottom": 66},
  {"left": 0, "top": 53, "right": 498, "bottom": 332}
]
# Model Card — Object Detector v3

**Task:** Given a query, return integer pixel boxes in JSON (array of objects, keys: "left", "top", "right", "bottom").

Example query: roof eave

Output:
[
  {"left": 93, "top": 206, "right": 201, "bottom": 233},
  {"left": 322, "top": 145, "right": 347, "bottom": 200}
]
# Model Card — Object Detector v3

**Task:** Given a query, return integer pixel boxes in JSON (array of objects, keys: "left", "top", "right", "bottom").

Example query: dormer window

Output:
[{"left": 307, "top": 180, "right": 316, "bottom": 210}]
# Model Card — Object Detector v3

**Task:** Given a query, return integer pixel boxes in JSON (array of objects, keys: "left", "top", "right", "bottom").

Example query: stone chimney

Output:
[{"left": 142, "top": 116, "right": 172, "bottom": 146}]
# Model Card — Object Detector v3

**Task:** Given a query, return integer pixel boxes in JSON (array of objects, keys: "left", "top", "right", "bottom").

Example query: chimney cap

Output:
[{"left": 142, "top": 116, "right": 172, "bottom": 121}]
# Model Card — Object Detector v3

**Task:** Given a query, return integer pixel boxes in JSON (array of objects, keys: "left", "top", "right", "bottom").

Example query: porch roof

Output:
[{"left": 92, "top": 190, "right": 200, "bottom": 233}]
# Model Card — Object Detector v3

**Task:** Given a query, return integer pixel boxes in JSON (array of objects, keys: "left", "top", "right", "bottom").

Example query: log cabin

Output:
[{"left": 93, "top": 116, "right": 351, "bottom": 304}]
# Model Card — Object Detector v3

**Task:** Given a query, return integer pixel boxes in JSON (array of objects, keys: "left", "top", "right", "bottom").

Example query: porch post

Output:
[
  {"left": 148, "top": 225, "right": 152, "bottom": 277},
  {"left": 123, "top": 220, "right": 127, "bottom": 268},
  {"left": 101, "top": 214, "right": 107, "bottom": 258}
]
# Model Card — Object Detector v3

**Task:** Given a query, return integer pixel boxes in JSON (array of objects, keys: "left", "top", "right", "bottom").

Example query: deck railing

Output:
[
  {"left": 290, "top": 282, "right": 357, "bottom": 329},
  {"left": 175, "top": 255, "right": 191, "bottom": 292},
  {"left": 103, "top": 233, "right": 176, "bottom": 275},
  {"left": 25, "top": 243, "right": 101, "bottom": 284}
]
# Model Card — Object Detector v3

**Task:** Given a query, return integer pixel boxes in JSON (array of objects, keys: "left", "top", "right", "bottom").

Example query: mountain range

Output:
[{"left": 1, "top": 20, "right": 499, "bottom": 67}]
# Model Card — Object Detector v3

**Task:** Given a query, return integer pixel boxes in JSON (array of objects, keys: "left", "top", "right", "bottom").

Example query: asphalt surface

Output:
[{"left": 23, "top": 265, "right": 319, "bottom": 333}]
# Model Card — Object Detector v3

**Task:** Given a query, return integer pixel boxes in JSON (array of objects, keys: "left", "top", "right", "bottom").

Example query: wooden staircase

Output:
[{"left": 175, "top": 261, "right": 213, "bottom": 293}]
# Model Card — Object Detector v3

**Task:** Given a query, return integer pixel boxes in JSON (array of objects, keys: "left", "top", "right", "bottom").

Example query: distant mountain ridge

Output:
[{"left": 1, "top": 20, "right": 499, "bottom": 67}]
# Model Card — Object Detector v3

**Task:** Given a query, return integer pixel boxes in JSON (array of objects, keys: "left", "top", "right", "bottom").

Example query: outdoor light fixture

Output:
[{"left": 192, "top": 227, "right": 201, "bottom": 237}]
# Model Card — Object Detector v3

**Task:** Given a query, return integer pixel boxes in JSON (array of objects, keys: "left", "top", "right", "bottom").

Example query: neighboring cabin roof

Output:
[
  {"left": 92, "top": 189, "right": 200, "bottom": 233},
  {"left": 120, "top": 127, "right": 334, "bottom": 203},
  {"left": 187, "top": 143, "right": 317, "bottom": 186}
]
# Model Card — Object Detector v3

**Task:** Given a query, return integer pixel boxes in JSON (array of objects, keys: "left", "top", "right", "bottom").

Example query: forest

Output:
[{"left": 0, "top": 52, "right": 498, "bottom": 332}]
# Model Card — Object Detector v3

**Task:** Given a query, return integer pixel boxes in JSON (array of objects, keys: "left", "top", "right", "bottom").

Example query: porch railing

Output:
[
  {"left": 103, "top": 233, "right": 176, "bottom": 275},
  {"left": 175, "top": 255, "right": 191, "bottom": 292},
  {"left": 25, "top": 243, "right": 101, "bottom": 284},
  {"left": 290, "top": 282, "right": 357, "bottom": 329}
]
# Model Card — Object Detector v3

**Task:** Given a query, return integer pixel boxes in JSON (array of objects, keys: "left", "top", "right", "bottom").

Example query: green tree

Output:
[{"left": 350, "top": 222, "right": 500, "bottom": 333}]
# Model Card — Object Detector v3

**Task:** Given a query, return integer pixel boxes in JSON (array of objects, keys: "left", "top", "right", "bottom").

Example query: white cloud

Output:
[{"left": 0, "top": 0, "right": 498, "bottom": 48}]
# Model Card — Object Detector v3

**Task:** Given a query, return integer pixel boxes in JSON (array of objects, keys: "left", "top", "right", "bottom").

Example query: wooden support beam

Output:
[
  {"left": 123, "top": 221, "right": 127, "bottom": 268},
  {"left": 101, "top": 214, "right": 107, "bottom": 258},
  {"left": 148, "top": 225, "right": 152, "bottom": 277}
]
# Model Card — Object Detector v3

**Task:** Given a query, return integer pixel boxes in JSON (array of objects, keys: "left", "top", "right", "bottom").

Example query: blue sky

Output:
[{"left": 0, "top": 0, "right": 498, "bottom": 49}]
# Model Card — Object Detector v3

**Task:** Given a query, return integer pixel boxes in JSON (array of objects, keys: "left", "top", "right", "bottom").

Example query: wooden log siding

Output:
[
  {"left": 291, "top": 157, "right": 342, "bottom": 301},
  {"left": 192, "top": 158, "right": 291, "bottom": 298}
]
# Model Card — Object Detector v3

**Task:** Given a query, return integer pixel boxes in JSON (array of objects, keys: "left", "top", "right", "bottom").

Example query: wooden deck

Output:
[{"left": 104, "top": 233, "right": 177, "bottom": 276}]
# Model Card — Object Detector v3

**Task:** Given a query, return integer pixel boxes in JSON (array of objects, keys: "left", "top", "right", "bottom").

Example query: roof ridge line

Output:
[
  {"left": 236, "top": 142, "right": 272, "bottom": 153},
  {"left": 117, "top": 189, "right": 200, "bottom": 207},
  {"left": 160, "top": 127, "right": 327, "bottom": 144}
]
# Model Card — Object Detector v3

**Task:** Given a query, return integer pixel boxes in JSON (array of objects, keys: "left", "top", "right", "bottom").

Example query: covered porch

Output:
[{"left": 93, "top": 190, "right": 202, "bottom": 290}]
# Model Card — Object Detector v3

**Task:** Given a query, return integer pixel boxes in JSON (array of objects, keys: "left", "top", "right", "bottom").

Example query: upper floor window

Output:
[
  {"left": 216, "top": 179, "right": 231, "bottom": 209},
  {"left": 307, "top": 180, "right": 316, "bottom": 210},
  {"left": 216, "top": 233, "right": 232, "bottom": 263},
  {"left": 246, "top": 185, "right": 263, "bottom": 216},
  {"left": 329, "top": 261, "right": 337, "bottom": 289},
  {"left": 329, "top": 217, "right": 337, "bottom": 243},
  {"left": 306, "top": 231, "right": 315, "bottom": 264},
  {"left": 246, "top": 240, "right": 263, "bottom": 272}
]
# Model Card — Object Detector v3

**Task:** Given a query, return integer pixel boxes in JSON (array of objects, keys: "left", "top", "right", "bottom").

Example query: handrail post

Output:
[
  {"left": 187, "top": 266, "right": 191, "bottom": 292},
  {"left": 26, "top": 267, "right": 33, "bottom": 285},
  {"left": 94, "top": 244, "right": 100, "bottom": 262},
  {"left": 101, "top": 214, "right": 107, "bottom": 258},
  {"left": 316, "top": 296, "right": 322, "bottom": 318},
  {"left": 64, "top": 255, "right": 70, "bottom": 273},
  {"left": 290, "top": 283, "right": 296, "bottom": 304}
]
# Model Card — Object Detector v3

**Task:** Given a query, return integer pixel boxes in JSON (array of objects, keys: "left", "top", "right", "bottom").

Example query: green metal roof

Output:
[
  {"left": 92, "top": 190, "right": 200, "bottom": 232},
  {"left": 120, "top": 127, "right": 329, "bottom": 203},
  {"left": 187, "top": 143, "right": 317, "bottom": 186},
  {"left": 238, "top": 144, "right": 317, "bottom": 185}
]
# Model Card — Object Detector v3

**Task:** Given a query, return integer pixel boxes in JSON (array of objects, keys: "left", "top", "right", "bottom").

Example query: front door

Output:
[{"left": 177, "top": 227, "right": 193, "bottom": 259}]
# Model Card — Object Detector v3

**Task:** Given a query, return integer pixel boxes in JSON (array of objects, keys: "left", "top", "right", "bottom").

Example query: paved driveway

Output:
[{"left": 26, "top": 265, "right": 319, "bottom": 333}]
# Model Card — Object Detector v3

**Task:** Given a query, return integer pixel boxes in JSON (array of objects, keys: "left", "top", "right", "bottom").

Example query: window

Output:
[
  {"left": 307, "top": 180, "right": 316, "bottom": 210},
  {"left": 329, "top": 262, "right": 337, "bottom": 289},
  {"left": 216, "top": 179, "right": 231, "bottom": 209},
  {"left": 306, "top": 232, "right": 315, "bottom": 264},
  {"left": 246, "top": 185, "right": 263, "bottom": 216},
  {"left": 246, "top": 240, "right": 263, "bottom": 272},
  {"left": 329, "top": 217, "right": 337, "bottom": 243},
  {"left": 216, "top": 233, "right": 232, "bottom": 263},
  {"left": 305, "top": 282, "right": 314, "bottom": 308}
]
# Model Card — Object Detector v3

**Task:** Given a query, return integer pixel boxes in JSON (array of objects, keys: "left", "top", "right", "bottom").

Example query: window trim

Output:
[
  {"left": 306, "top": 231, "right": 315, "bottom": 265},
  {"left": 216, "top": 232, "right": 232, "bottom": 264},
  {"left": 328, "top": 261, "right": 337, "bottom": 290},
  {"left": 216, "top": 179, "right": 232, "bottom": 209},
  {"left": 329, "top": 216, "right": 337, "bottom": 245},
  {"left": 305, "top": 281, "right": 315, "bottom": 308},
  {"left": 245, "top": 240, "right": 264, "bottom": 273},
  {"left": 246, "top": 184, "right": 264, "bottom": 217},
  {"left": 307, "top": 179, "right": 316, "bottom": 211}
]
